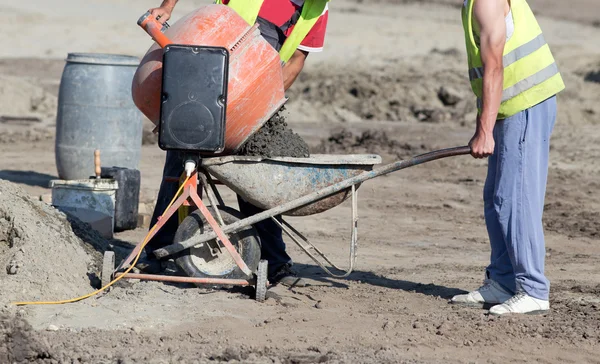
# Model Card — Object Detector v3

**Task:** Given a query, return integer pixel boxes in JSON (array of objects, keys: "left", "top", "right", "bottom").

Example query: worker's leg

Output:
[
  {"left": 237, "top": 195, "right": 292, "bottom": 277},
  {"left": 492, "top": 97, "right": 556, "bottom": 300},
  {"left": 484, "top": 114, "right": 518, "bottom": 294},
  {"left": 145, "top": 151, "right": 185, "bottom": 258},
  {"left": 511, "top": 96, "right": 556, "bottom": 299}
]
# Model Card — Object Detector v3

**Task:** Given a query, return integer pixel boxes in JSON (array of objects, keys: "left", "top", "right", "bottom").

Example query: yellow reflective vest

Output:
[
  {"left": 462, "top": 0, "right": 565, "bottom": 118},
  {"left": 215, "top": 0, "right": 328, "bottom": 63}
]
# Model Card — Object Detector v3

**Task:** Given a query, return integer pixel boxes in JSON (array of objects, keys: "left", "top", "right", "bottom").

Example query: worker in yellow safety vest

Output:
[
  {"left": 143, "top": 0, "right": 330, "bottom": 287},
  {"left": 451, "top": 0, "right": 565, "bottom": 315}
]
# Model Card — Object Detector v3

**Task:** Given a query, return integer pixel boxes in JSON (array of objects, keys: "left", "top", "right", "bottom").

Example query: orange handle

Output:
[
  {"left": 138, "top": 12, "right": 173, "bottom": 48},
  {"left": 94, "top": 150, "right": 101, "bottom": 179}
]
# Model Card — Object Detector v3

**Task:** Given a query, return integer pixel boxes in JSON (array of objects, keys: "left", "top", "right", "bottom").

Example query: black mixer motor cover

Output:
[{"left": 159, "top": 44, "right": 229, "bottom": 153}]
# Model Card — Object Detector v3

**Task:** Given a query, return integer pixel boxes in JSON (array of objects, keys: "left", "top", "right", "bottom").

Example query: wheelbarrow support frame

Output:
[
  {"left": 113, "top": 169, "right": 258, "bottom": 286},
  {"left": 152, "top": 146, "right": 471, "bottom": 277}
]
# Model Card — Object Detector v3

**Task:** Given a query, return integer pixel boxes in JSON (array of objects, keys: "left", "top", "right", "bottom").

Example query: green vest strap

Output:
[
  {"left": 279, "top": 0, "right": 329, "bottom": 62},
  {"left": 215, "top": 0, "right": 263, "bottom": 25},
  {"left": 216, "top": 0, "right": 328, "bottom": 63}
]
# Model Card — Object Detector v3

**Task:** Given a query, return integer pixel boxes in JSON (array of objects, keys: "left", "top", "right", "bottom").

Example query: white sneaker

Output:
[
  {"left": 451, "top": 279, "right": 513, "bottom": 307},
  {"left": 488, "top": 292, "right": 549, "bottom": 316}
]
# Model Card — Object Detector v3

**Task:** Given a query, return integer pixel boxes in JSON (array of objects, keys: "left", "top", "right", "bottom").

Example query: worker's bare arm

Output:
[
  {"left": 282, "top": 50, "right": 308, "bottom": 91},
  {"left": 149, "top": 0, "right": 179, "bottom": 24},
  {"left": 468, "top": 0, "right": 506, "bottom": 158}
]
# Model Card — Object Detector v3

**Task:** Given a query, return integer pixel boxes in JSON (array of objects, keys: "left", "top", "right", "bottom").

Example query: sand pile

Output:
[
  {"left": 315, "top": 128, "right": 428, "bottom": 158},
  {"left": 287, "top": 51, "right": 476, "bottom": 124},
  {"left": 0, "top": 75, "right": 57, "bottom": 119},
  {"left": 0, "top": 314, "right": 49, "bottom": 363},
  {"left": 0, "top": 179, "right": 106, "bottom": 307},
  {"left": 0, "top": 75, "right": 57, "bottom": 144}
]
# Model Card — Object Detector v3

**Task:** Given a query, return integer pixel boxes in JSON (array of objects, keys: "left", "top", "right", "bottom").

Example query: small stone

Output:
[
  {"left": 383, "top": 321, "right": 396, "bottom": 330},
  {"left": 46, "top": 324, "right": 59, "bottom": 332},
  {"left": 438, "top": 86, "right": 463, "bottom": 106},
  {"left": 131, "top": 326, "right": 142, "bottom": 334},
  {"left": 412, "top": 322, "right": 421, "bottom": 329},
  {"left": 39, "top": 194, "right": 52, "bottom": 204},
  {"left": 315, "top": 301, "right": 323, "bottom": 309}
]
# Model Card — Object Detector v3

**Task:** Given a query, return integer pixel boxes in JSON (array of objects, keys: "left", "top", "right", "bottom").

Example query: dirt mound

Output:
[
  {"left": 0, "top": 314, "right": 49, "bottom": 363},
  {"left": 0, "top": 127, "right": 54, "bottom": 144},
  {"left": 544, "top": 202, "right": 599, "bottom": 239},
  {"left": 585, "top": 69, "right": 600, "bottom": 83},
  {"left": 315, "top": 128, "right": 428, "bottom": 158},
  {"left": 238, "top": 109, "right": 310, "bottom": 158},
  {"left": 0, "top": 75, "right": 57, "bottom": 145},
  {"left": 286, "top": 51, "right": 475, "bottom": 124},
  {"left": 0, "top": 179, "right": 107, "bottom": 307},
  {"left": 0, "top": 75, "right": 57, "bottom": 119}
]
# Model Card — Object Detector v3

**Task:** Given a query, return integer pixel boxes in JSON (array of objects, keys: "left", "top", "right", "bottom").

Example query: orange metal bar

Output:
[
  {"left": 138, "top": 13, "right": 173, "bottom": 48},
  {"left": 188, "top": 187, "right": 252, "bottom": 276},
  {"left": 116, "top": 182, "right": 192, "bottom": 271},
  {"left": 115, "top": 171, "right": 251, "bottom": 279},
  {"left": 115, "top": 272, "right": 252, "bottom": 285}
]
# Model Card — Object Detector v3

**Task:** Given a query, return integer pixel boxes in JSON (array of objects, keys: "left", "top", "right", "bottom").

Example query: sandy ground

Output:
[{"left": 1, "top": 0, "right": 600, "bottom": 362}]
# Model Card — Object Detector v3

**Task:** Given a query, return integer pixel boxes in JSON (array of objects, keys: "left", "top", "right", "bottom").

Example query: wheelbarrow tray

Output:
[{"left": 202, "top": 154, "right": 382, "bottom": 216}]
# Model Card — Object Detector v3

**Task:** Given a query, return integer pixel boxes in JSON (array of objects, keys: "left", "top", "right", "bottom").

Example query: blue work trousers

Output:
[{"left": 484, "top": 96, "right": 556, "bottom": 300}]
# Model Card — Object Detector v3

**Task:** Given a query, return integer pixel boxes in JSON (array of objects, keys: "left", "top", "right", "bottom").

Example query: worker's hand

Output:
[
  {"left": 149, "top": 5, "right": 173, "bottom": 24},
  {"left": 468, "top": 127, "right": 495, "bottom": 159}
]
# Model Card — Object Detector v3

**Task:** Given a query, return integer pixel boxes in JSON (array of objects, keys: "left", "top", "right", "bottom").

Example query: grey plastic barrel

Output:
[{"left": 55, "top": 53, "right": 143, "bottom": 180}]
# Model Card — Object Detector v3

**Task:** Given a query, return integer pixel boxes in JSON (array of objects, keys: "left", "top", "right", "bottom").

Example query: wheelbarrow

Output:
[
  {"left": 108, "top": 6, "right": 472, "bottom": 301},
  {"left": 103, "top": 146, "right": 471, "bottom": 302}
]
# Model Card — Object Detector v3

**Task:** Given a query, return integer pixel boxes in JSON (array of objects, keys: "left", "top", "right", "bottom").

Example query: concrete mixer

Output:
[{"left": 131, "top": 4, "right": 287, "bottom": 154}]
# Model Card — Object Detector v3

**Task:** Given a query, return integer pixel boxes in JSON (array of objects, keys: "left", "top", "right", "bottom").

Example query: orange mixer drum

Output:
[{"left": 131, "top": 5, "right": 286, "bottom": 153}]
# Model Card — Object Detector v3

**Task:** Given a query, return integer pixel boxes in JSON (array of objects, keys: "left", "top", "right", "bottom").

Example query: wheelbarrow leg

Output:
[
  {"left": 255, "top": 260, "right": 268, "bottom": 302},
  {"left": 272, "top": 185, "right": 359, "bottom": 278}
]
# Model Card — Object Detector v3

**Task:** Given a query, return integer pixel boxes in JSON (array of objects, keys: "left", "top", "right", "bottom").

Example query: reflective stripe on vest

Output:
[
  {"left": 215, "top": 0, "right": 328, "bottom": 63},
  {"left": 462, "top": 0, "right": 565, "bottom": 118}
]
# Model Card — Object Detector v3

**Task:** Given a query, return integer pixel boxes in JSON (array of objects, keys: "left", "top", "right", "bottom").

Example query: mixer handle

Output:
[
  {"left": 137, "top": 11, "right": 173, "bottom": 48},
  {"left": 94, "top": 149, "right": 101, "bottom": 179}
]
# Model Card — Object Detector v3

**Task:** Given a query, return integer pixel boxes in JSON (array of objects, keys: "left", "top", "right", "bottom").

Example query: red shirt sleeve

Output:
[
  {"left": 223, "top": 0, "right": 329, "bottom": 53},
  {"left": 297, "top": 10, "right": 328, "bottom": 52}
]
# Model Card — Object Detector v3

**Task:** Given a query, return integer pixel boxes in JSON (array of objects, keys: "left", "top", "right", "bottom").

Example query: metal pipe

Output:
[
  {"left": 154, "top": 146, "right": 470, "bottom": 258},
  {"left": 115, "top": 272, "right": 252, "bottom": 285},
  {"left": 138, "top": 12, "right": 172, "bottom": 48}
]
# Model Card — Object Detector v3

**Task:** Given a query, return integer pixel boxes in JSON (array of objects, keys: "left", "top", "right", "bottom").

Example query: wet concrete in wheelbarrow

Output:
[{"left": 238, "top": 109, "right": 311, "bottom": 158}]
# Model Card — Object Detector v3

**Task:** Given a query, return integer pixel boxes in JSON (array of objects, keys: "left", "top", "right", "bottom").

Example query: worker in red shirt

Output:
[{"left": 143, "top": 0, "right": 329, "bottom": 287}]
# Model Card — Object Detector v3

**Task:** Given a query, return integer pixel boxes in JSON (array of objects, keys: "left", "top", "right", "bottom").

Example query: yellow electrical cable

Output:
[{"left": 13, "top": 176, "right": 190, "bottom": 306}]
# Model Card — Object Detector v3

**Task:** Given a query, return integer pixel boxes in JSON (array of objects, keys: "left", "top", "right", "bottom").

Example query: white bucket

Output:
[{"left": 49, "top": 179, "right": 119, "bottom": 236}]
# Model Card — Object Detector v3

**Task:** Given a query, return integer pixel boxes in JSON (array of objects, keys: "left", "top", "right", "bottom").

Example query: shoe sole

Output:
[
  {"left": 279, "top": 278, "right": 307, "bottom": 288},
  {"left": 489, "top": 309, "right": 549, "bottom": 316},
  {"left": 450, "top": 301, "right": 499, "bottom": 309}
]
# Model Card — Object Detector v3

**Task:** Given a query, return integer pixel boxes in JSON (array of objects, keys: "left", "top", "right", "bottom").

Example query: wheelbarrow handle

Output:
[
  {"left": 153, "top": 145, "right": 472, "bottom": 259},
  {"left": 402, "top": 145, "right": 471, "bottom": 168},
  {"left": 366, "top": 145, "right": 471, "bottom": 180},
  {"left": 137, "top": 11, "right": 173, "bottom": 48}
]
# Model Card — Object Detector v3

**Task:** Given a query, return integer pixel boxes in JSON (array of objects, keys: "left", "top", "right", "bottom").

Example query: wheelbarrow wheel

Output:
[
  {"left": 101, "top": 251, "right": 115, "bottom": 288},
  {"left": 174, "top": 206, "right": 261, "bottom": 283},
  {"left": 255, "top": 259, "right": 268, "bottom": 302}
]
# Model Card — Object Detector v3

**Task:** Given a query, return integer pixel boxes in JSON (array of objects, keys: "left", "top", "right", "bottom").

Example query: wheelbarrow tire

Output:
[
  {"left": 174, "top": 206, "right": 261, "bottom": 283},
  {"left": 255, "top": 259, "right": 268, "bottom": 302},
  {"left": 101, "top": 251, "right": 115, "bottom": 289}
]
